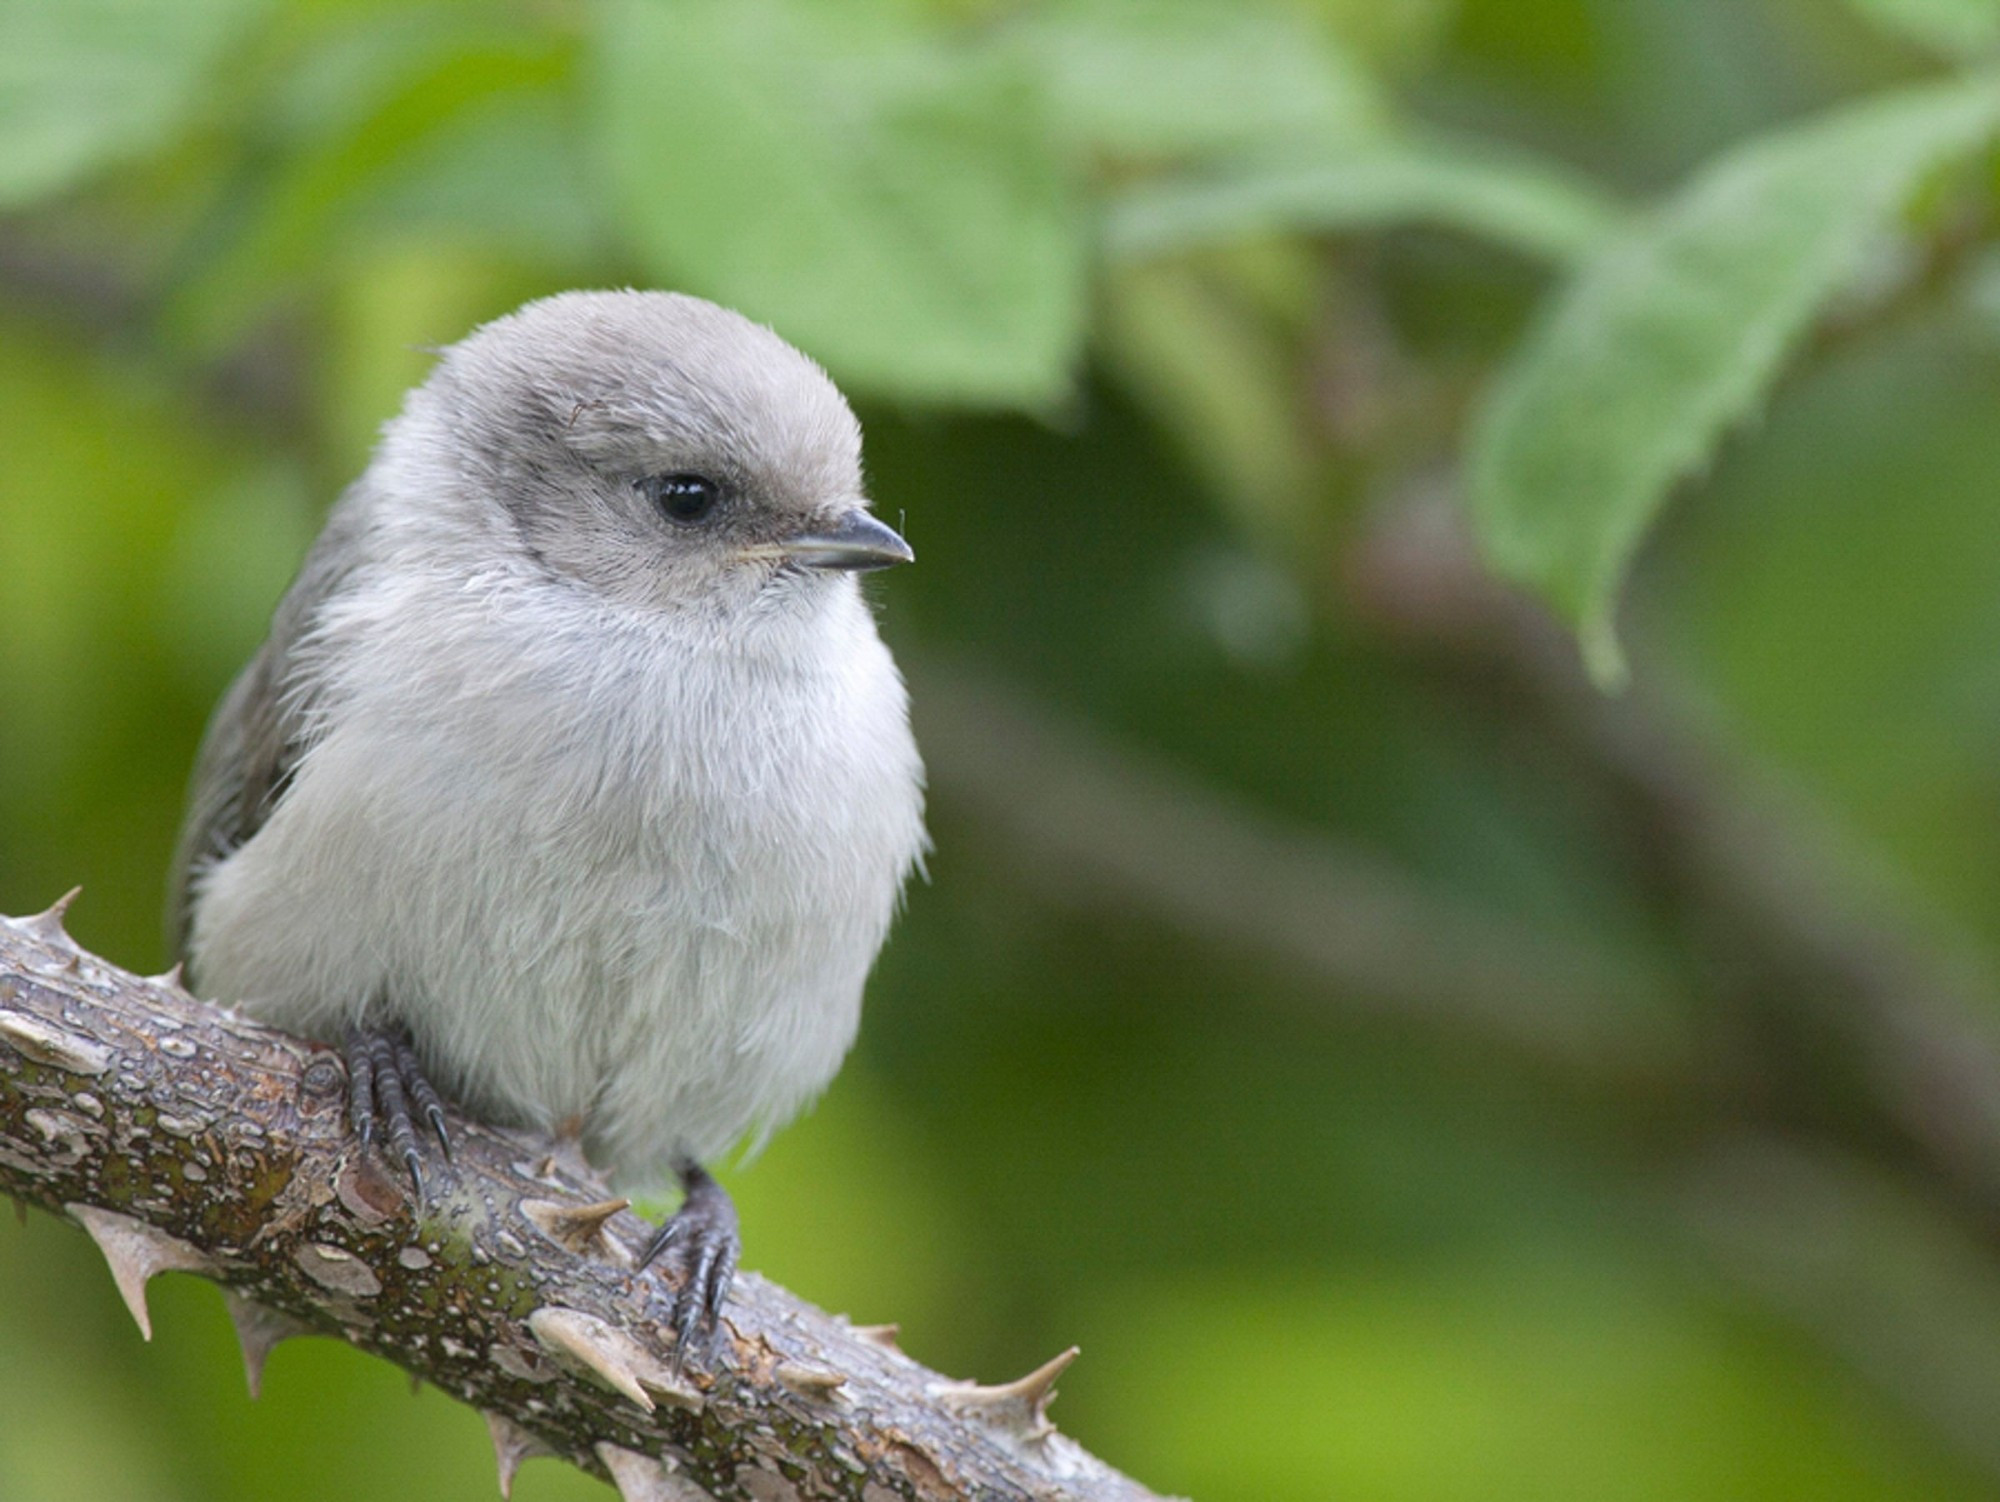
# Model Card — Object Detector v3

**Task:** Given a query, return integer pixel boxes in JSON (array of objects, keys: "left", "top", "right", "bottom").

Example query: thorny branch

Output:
[{"left": 0, "top": 901, "right": 1170, "bottom": 1502}]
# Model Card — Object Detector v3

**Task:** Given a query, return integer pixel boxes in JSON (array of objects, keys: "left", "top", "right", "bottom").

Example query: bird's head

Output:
[{"left": 395, "top": 289, "right": 910, "bottom": 617}]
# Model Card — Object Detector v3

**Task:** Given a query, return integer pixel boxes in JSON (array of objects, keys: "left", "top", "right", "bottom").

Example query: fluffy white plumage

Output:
[{"left": 175, "top": 291, "right": 927, "bottom": 1188}]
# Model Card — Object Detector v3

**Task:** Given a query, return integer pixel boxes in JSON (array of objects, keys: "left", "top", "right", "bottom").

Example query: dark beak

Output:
[{"left": 780, "top": 509, "right": 914, "bottom": 572}]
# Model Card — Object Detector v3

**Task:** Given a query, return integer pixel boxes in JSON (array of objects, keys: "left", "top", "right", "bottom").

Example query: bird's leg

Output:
[
  {"left": 638, "top": 1160, "right": 740, "bottom": 1363},
  {"left": 343, "top": 1027, "right": 453, "bottom": 1202}
]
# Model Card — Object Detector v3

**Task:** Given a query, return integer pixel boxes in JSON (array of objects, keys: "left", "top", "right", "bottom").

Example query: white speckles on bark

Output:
[
  {"left": 25, "top": 1107, "right": 98, "bottom": 1166},
  {"left": 737, "top": 1462, "right": 806, "bottom": 1501},
  {"left": 295, "top": 1242, "right": 384, "bottom": 1298},
  {"left": 489, "top": 1342, "right": 557, "bottom": 1383}
]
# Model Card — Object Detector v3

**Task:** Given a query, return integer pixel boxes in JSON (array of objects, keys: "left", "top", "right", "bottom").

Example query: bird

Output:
[{"left": 168, "top": 289, "right": 928, "bottom": 1352}]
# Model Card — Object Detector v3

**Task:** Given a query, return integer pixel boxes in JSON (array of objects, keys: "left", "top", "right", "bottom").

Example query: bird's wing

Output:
[{"left": 166, "top": 494, "right": 370, "bottom": 959}]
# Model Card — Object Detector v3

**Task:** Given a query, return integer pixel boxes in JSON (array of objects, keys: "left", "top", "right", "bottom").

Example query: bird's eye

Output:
[{"left": 641, "top": 472, "right": 724, "bottom": 525}]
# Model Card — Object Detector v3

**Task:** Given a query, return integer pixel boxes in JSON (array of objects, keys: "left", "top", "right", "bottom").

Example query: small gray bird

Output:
[{"left": 169, "top": 290, "right": 928, "bottom": 1349}]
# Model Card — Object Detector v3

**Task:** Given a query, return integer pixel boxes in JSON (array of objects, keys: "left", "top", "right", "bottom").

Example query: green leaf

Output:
[
  {"left": 347, "top": 96, "right": 605, "bottom": 270},
  {"left": 0, "top": 0, "right": 267, "bottom": 207},
  {"left": 591, "top": 0, "right": 1086, "bottom": 409},
  {"left": 1014, "top": 0, "right": 1383, "bottom": 163},
  {"left": 1845, "top": 0, "right": 2000, "bottom": 58},
  {"left": 160, "top": 18, "right": 576, "bottom": 352},
  {"left": 1103, "top": 133, "right": 1623, "bottom": 268},
  {"left": 1467, "top": 73, "right": 2000, "bottom": 687}
]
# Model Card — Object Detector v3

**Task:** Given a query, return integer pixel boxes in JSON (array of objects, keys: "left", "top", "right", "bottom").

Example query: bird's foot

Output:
[
  {"left": 638, "top": 1160, "right": 739, "bottom": 1364},
  {"left": 344, "top": 1027, "right": 453, "bottom": 1202}
]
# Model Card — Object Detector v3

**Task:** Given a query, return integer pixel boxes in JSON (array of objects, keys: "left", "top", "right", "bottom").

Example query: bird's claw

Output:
[
  {"left": 344, "top": 1028, "right": 453, "bottom": 1203},
  {"left": 638, "top": 1160, "right": 739, "bottom": 1365}
]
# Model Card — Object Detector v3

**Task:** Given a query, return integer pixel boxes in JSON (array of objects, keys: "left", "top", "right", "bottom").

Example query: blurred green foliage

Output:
[
  {"left": 6, "top": 0, "right": 2000, "bottom": 1498},
  {"left": 1473, "top": 70, "right": 2000, "bottom": 683}
]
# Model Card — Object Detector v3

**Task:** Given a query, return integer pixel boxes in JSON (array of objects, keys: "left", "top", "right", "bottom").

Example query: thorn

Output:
[
  {"left": 529, "top": 1307, "right": 651, "bottom": 1410},
  {"left": 485, "top": 1411, "right": 551, "bottom": 1498},
  {"left": 775, "top": 1362, "right": 846, "bottom": 1399},
  {"left": 145, "top": 961, "right": 188, "bottom": 993},
  {"left": 409, "top": 1370, "right": 424, "bottom": 1397},
  {"left": 936, "top": 1346, "right": 1079, "bottom": 1440},
  {"left": 20, "top": 887, "right": 81, "bottom": 944},
  {"left": 595, "top": 1442, "right": 697, "bottom": 1502},
  {"left": 67, "top": 1204, "right": 214, "bottom": 1341},
  {"left": 222, "top": 1290, "right": 312, "bottom": 1399},
  {"left": 520, "top": 1196, "right": 630, "bottom": 1257},
  {"left": 527, "top": 1129, "right": 607, "bottom": 1188},
  {"left": 851, "top": 1322, "right": 901, "bottom": 1352},
  {"left": 527, "top": 1307, "right": 702, "bottom": 1413},
  {"left": 9, "top": 1195, "right": 25, "bottom": 1227}
]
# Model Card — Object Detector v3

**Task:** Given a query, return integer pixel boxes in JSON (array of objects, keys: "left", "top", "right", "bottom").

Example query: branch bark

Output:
[{"left": 0, "top": 901, "right": 1169, "bottom": 1502}]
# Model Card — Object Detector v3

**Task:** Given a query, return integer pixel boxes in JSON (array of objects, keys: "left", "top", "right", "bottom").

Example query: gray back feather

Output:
[{"left": 166, "top": 492, "right": 369, "bottom": 963}]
